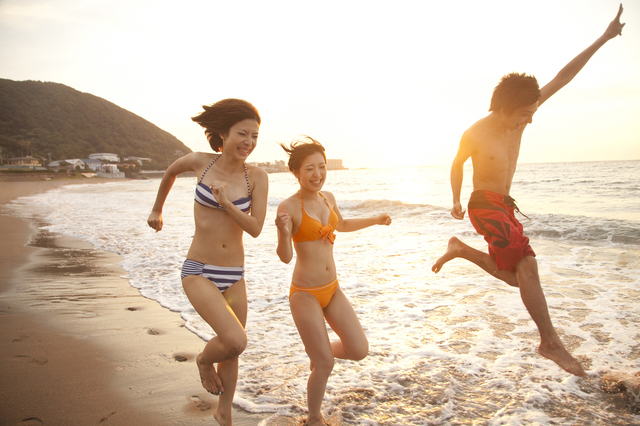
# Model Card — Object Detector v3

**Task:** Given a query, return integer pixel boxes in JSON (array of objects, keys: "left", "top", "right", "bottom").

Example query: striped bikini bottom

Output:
[{"left": 181, "top": 259, "right": 245, "bottom": 293}]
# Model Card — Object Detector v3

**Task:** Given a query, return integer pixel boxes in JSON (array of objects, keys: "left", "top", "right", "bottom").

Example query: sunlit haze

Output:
[{"left": 1, "top": 0, "right": 638, "bottom": 168}]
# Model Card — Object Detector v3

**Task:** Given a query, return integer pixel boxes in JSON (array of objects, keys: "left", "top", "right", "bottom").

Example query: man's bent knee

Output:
[{"left": 515, "top": 256, "right": 539, "bottom": 281}]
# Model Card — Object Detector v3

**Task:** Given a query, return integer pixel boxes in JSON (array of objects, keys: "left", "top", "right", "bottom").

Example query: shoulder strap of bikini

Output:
[
  {"left": 198, "top": 155, "right": 221, "bottom": 183},
  {"left": 318, "top": 192, "right": 336, "bottom": 214},
  {"left": 318, "top": 192, "right": 332, "bottom": 207},
  {"left": 243, "top": 163, "right": 251, "bottom": 196}
]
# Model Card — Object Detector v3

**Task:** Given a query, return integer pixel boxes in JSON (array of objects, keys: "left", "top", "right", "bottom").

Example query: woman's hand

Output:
[
  {"left": 209, "top": 180, "right": 230, "bottom": 208},
  {"left": 275, "top": 208, "right": 294, "bottom": 263},
  {"left": 147, "top": 211, "right": 163, "bottom": 232},
  {"left": 275, "top": 210, "right": 292, "bottom": 236}
]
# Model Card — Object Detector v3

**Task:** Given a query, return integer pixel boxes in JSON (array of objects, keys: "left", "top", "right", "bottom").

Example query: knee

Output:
[
  {"left": 222, "top": 332, "right": 247, "bottom": 360},
  {"left": 348, "top": 341, "right": 369, "bottom": 361},
  {"left": 312, "top": 354, "right": 335, "bottom": 377},
  {"left": 504, "top": 274, "right": 519, "bottom": 287},
  {"left": 516, "top": 256, "right": 539, "bottom": 282}
]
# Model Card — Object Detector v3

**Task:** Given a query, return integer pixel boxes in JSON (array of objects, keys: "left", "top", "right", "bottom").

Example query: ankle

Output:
[
  {"left": 305, "top": 413, "right": 325, "bottom": 425},
  {"left": 539, "top": 339, "right": 564, "bottom": 352}
]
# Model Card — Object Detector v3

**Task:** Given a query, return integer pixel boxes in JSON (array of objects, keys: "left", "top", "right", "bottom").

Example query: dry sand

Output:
[{"left": 0, "top": 179, "right": 269, "bottom": 425}]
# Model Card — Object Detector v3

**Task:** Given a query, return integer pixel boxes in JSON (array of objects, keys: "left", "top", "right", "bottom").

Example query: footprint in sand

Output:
[
  {"left": 257, "top": 414, "right": 300, "bottom": 426},
  {"left": 98, "top": 411, "right": 117, "bottom": 423},
  {"left": 13, "top": 355, "right": 48, "bottom": 365},
  {"left": 19, "top": 417, "right": 43, "bottom": 424},
  {"left": 173, "top": 353, "right": 192, "bottom": 362},
  {"left": 190, "top": 395, "right": 212, "bottom": 412},
  {"left": 12, "top": 334, "right": 30, "bottom": 343},
  {"left": 601, "top": 370, "right": 640, "bottom": 394}
]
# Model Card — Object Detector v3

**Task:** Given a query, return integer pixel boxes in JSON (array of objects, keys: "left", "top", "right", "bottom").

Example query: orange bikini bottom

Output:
[{"left": 289, "top": 278, "right": 339, "bottom": 309}]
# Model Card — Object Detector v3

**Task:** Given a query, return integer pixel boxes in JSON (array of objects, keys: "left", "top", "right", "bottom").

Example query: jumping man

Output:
[{"left": 432, "top": 5, "right": 625, "bottom": 377}]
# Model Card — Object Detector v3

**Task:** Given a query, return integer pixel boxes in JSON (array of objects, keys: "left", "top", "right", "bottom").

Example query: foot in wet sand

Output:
[
  {"left": 214, "top": 408, "right": 233, "bottom": 426},
  {"left": 538, "top": 343, "right": 587, "bottom": 377},
  {"left": 304, "top": 414, "right": 328, "bottom": 426},
  {"left": 432, "top": 236, "right": 464, "bottom": 273},
  {"left": 196, "top": 353, "right": 224, "bottom": 395}
]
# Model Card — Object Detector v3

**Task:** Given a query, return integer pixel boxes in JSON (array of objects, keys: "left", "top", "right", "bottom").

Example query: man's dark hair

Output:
[{"left": 489, "top": 73, "right": 541, "bottom": 115}]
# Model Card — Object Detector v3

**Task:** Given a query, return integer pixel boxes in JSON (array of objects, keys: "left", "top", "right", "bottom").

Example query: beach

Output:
[
  {"left": 2, "top": 161, "right": 639, "bottom": 425},
  {"left": 0, "top": 179, "right": 269, "bottom": 426}
]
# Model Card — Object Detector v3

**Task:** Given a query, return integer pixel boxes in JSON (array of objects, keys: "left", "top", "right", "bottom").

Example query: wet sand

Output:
[{"left": 0, "top": 179, "right": 268, "bottom": 425}]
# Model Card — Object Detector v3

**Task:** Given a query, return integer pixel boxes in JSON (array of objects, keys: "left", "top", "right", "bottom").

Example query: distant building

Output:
[
  {"left": 8, "top": 156, "right": 41, "bottom": 167},
  {"left": 248, "top": 159, "right": 344, "bottom": 173},
  {"left": 98, "top": 164, "right": 119, "bottom": 173},
  {"left": 97, "top": 163, "right": 125, "bottom": 178},
  {"left": 48, "top": 159, "right": 85, "bottom": 170},
  {"left": 81, "top": 159, "right": 103, "bottom": 171},
  {"left": 124, "top": 156, "right": 152, "bottom": 165},
  {"left": 326, "top": 159, "right": 346, "bottom": 170},
  {"left": 250, "top": 160, "right": 288, "bottom": 173},
  {"left": 89, "top": 153, "right": 120, "bottom": 162}
]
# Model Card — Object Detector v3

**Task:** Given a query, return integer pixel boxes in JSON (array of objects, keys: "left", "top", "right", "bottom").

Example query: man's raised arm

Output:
[{"left": 539, "top": 4, "right": 625, "bottom": 106}]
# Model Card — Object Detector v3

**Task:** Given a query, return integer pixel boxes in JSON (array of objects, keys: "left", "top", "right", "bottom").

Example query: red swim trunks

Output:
[{"left": 468, "top": 190, "right": 535, "bottom": 272}]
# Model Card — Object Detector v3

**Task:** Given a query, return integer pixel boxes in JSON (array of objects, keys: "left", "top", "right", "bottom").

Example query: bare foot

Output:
[
  {"left": 432, "top": 236, "right": 464, "bottom": 273},
  {"left": 304, "top": 413, "right": 327, "bottom": 426},
  {"left": 214, "top": 409, "right": 232, "bottom": 426},
  {"left": 196, "top": 353, "right": 224, "bottom": 395},
  {"left": 538, "top": 343, "right": 587, "bottom": 377}
]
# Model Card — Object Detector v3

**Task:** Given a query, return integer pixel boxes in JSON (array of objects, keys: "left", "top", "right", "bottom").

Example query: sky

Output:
[{"left": 1, "top": 0, "right": 638, "bottom": 168}]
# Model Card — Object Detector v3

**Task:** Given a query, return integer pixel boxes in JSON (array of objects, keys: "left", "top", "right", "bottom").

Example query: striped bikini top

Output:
[{"left": 194, "top": 156, "right": 251, "bottom": 213}]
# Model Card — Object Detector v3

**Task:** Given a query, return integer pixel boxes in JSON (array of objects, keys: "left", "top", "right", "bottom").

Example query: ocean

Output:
[{"left": 8, "top": 160, "right": 640, "bottom": 425}]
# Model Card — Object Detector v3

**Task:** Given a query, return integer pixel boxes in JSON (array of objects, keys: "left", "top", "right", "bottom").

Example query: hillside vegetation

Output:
[{"left": 0, "top": 79, "right": 191, "bottom": 166}]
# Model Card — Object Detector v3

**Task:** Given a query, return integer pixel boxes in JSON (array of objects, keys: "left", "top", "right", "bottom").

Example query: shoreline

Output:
[{"left": 0, "top": 179, "right": 268, "bottom": 425}]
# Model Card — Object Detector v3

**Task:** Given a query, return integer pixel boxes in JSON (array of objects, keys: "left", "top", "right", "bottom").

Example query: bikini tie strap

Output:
[{"left": 319, "top": 225, "right": 336, "bottom": 244}]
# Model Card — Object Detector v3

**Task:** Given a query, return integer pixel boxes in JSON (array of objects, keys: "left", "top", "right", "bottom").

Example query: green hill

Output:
[{"left": 0, "top": 78, "right": 191, "bottom": 167}]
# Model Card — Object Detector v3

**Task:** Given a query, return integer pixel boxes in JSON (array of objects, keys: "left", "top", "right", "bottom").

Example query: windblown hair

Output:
[
  {"left": 279, "top": 136, "right": 326, "bottom": 173},
  {"left": 191, "top": 99, "right": 261, "bottom": 152},
  {"left": 489, "top": 73, "right": 541, "bottom": 115}
]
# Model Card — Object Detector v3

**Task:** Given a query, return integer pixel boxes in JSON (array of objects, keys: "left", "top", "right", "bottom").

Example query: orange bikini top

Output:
[{"left": 292, "top": 191, "right": 338, "bottom": 244}]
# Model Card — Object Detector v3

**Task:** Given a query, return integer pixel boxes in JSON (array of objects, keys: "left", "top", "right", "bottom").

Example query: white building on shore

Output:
[
  {"left": 48, "top": 159, "right": 85, "bottom": 170},
  {"left": 326, "top": 159, "right": 346, "bottom": 170},
  {"left": 124, "top": 156, "right": 151, "bottom": 165},
  {"left": 97, "top": 163, "right": 125, "bottom": 178},
  {"left": 89, "top": 153, "right": 120, "bottom": 162}
]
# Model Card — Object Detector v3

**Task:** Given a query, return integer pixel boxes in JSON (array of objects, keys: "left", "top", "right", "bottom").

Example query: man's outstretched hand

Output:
[{"left": 602, "top": 4, "right": 625, "bottom": 41}]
